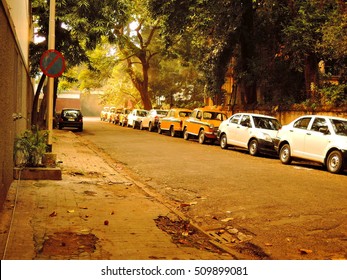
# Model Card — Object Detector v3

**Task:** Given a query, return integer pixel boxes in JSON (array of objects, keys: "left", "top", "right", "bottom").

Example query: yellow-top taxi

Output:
[
  {"left": 158, "top": 108, "right": 192, "bottom": 137},
  {"left": 183, "top": 107, "right": 227, "bottom": 144}
]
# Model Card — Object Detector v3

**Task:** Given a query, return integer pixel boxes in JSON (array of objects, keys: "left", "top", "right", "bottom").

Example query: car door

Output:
[
  {"left": 303, "top": 117, "right": 331, "bottom": 162},
  {"left": 161, "top": 110, "right": 174, "bottom": 130},
  {"left": 289, "top": 116, "right": 313, "bottom": 157},
  {"left": 128, "top": 110, "right": 136, "bottom": 126},
  {"left": 189, "top": 109, "right": 202, "bottom": 135},
  {"left": 225, "top": 114, "right": 242, "bottom": 145},
  {"left": 234, "top": 114, "right": 251, "bottom": 148}
]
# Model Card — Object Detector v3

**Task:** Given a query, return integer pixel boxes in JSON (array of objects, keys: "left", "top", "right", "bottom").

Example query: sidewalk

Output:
[{"left": 0, "top": 130, "right": 232, "bottom": 260}]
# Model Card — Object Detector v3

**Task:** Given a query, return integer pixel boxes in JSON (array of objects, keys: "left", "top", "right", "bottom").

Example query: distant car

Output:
[
  {"left": 58, "top": 108, "right": 83, "bottom": 132},
  {"left": 127, "top": 109, "right": 149, "bottom": 129},
  {"left": 112, "top": 108, "right": 123, "bottom": 124},
  {"left": 140, "top": 109, "right": 169, "bottom": 131},
  {"left": 217, "top": 113, "right": 281, "bottom": 156},
  {"left": 183, "top": 107, "right": 227, "bottom": 144},
  {"left": 100, "top": 106, "right": 109, "bottom": 121},
  {"left": 119, "top": 108, "right": 132, "bottom": 126},
  {"left": 106, "top": 107, "right": 116, "bottom": 123},
  {"left": 158, "top": 108, "right": 192, "bottom": 137},
  {"left": 274, "top": 115, "right": 347, "bottom": 173}
]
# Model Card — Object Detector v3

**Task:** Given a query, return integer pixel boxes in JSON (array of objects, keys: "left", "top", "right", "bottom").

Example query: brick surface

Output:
[{"left": 0, "top": 130, "right": 231, "bottom": 260}]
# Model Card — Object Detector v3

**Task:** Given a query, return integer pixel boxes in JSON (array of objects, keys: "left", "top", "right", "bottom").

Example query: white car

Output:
[
  {"left": 217, "top": 113, "right": 281, "bottom": 156},
  {"left": 274, "top": 115, "right": 347, "bottom": 173},
  {"left": 140, "top": 109, "right": 168, "bottom": 131},
  {"left": 127, "top": 109, "right": 149, "bottom": 129}
]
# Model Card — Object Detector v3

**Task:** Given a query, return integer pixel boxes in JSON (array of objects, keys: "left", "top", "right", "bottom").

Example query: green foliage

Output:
[
  {"left": 14, "top": 126, "right": 49, "bottom": 167},
  {"left": 319, "top": 84, "right": 347, "bottom": 106}
]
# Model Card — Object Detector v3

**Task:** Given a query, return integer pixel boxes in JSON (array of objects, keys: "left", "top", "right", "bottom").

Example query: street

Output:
[{"left": 79, "top": 117, "right": 347, "bottom": 260}]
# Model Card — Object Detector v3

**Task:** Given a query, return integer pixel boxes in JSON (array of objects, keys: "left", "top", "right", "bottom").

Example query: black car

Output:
[{"left": 58, "top": 108, "right": 83, "bottom": 131}]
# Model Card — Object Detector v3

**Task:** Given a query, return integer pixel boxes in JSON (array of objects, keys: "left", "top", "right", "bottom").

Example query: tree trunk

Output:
[
  {"left": 239, "top": 0, "right": 257, "bottom": 105},
  {"left": 140, "top": 60, "right": 152, "bottom": 110},
  {"left": 31, "top": 74, "right": 46, "bottom": 126}
]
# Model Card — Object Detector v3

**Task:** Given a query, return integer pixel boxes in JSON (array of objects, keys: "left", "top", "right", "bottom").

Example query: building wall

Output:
[{"left": 0, "top": 0, "right": 33, "bottom": 207}]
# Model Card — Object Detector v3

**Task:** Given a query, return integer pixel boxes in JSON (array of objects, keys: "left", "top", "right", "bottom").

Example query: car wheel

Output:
[
  {"left": 158, "top": 124, "right": 162, "bottom": 134},
  {"left": 133, "top": 121, "right": 137, "bottom": 129},
  {"left": 220, "top": 134, "right": 228, "bottom": 149},
  {"left": 183, "top": 128, "right": 189, "bottom": 140},
  {"left": 139, "top": 122, "right": 143, "bottom": 130},
  {"left": 279, "top": 144, "right": 292, "bottom": 164},
  {"left": 170, "top": 126, "right": 176, "bottom": 137},
  {"left": 198, "top": 130, "right": 206, "bottom": 144},
  {"left": 58, "top": 125, "right": 63, "bottom": 130},
  {"left": 148, "top": 122, "right": 153, "bottom": 132},
  {"left": 326, "top": 150, "right": 343, "bottom": 174},
  {"left": 249, "top": 139, "right": 259, "bottom": 156}
]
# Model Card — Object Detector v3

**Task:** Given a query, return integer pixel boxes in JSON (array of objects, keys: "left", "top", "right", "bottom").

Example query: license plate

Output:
[{"left": 68, "top": 118, "right": 75, "bottom": 121}]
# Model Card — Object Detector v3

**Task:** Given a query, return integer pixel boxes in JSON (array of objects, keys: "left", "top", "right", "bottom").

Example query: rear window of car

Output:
[
  {"left": 62, "top": 110, "right": 81, "bottom": 117},
  {"left": 179, "top": 111, "right": 191, "bottom": 117},
  {"left": 203, "top": 112, "right": 227, "bottom": 120},
  {"left": 253, "top": 116, "right": 281, "bottom": 130}
]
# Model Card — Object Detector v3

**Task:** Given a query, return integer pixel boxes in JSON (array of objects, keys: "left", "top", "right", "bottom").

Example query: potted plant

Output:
[{"left": 13, "top": 126, "right": 49, "bottom": 167}]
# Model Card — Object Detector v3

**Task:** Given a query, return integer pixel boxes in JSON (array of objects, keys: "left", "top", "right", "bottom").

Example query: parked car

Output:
[
  {"left": 183, "top": 107, "right": 227, "bottom": 144},
  {"left": 140, "top": 109, "right": 169, "bottom": 131},
  {"left": 119, "top": 108, "right": 132, "bottom": 127},
  {"left": 217, "top": 113, "right": 281, "bottom": 156},
  {"left": 58, "top": 108, "right": 83, "bottom": 131},
  {"left": 158, "top": 108, "right": 192, "bottom": 137},
  {"left": 100, "top": 106, "right": 109, "bottom": 121},
  {"left": 112, "top": 108, "right": 123, "bottom": 124},
  {"left": 127, "top": 109, "right": 149, "bottom": 129},
  {"left": 106, "top": 106, "right": 116, "bottom": 123},
  {"left": 274, "top": 115, "right": 347, "bottom": 173}
]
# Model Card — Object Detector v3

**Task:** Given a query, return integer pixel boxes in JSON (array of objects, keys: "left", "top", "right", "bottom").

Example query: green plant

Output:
[
  {"left": 319, "top": 84, "right": 347, "bottom": 106},
  {"left": 14, "top": 126, "right": 49, "bottom": 167}
]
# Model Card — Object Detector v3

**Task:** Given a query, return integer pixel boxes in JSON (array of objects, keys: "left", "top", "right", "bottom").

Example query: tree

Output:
[
  {"left": 30, "top": 0, "right": 129, "bottom": 126},
  {"left": 148, "top": 0, "right": 346, "bottom": 106}
]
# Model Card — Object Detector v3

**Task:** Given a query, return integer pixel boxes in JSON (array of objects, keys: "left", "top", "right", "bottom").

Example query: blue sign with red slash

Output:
[{"left": 40, "top": 49, "right": 66, "bottom": 78}]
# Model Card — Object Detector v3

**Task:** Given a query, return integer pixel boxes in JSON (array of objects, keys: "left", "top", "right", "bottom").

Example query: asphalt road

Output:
[{"left": 78, "top": 117, "right": 347, "bottom": 260}]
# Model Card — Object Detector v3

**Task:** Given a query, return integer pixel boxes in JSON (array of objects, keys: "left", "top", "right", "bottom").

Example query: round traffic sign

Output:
[{"left": 40, "top": 49, "right": 66, "bottom": 78}]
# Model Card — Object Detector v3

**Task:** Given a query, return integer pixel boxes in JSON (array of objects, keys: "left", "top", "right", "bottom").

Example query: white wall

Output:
[{"left": 5, "top": 0, "right": 31, "bottom": 66}]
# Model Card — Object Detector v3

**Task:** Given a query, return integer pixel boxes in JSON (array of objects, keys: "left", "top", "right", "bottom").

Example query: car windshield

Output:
[
  {"left": 253, "top": 116, "right": 281, "bottom": 130},
  {"left": 203, "top": 112, "right": 227, "bottom": 121},
  {"left": 330, "top": 118, "right": 347, "bottom": 136}
]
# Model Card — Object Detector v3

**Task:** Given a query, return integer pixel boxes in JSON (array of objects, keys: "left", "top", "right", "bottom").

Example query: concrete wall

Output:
[
  {"left": 230, "top": 105, "right": 347, "bottom": 125},
  {"left": 56, "top": 93, "right": 104, "bottom": 117},
  {"left": 0, "top": 0, "right": 33, "bottom": 208}
]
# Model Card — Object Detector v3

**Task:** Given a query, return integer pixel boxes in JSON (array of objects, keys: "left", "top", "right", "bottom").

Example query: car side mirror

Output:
[{"left": 319, "top": 126, "right": 329, "bottom": 134}]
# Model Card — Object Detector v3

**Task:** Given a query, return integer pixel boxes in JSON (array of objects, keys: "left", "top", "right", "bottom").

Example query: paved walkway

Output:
[{"left": 0, "top": 130, "right": 232, "bottom": 260}]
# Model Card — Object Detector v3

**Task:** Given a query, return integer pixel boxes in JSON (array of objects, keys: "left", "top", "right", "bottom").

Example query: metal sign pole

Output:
[{"left": 47, "top": 0, "right": 56, "bottom": 151}]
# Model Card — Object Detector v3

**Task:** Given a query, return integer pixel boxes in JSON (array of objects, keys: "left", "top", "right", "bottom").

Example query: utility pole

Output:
[{"left": 47, "top": 0, "right": 56, "bottom": 152}]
